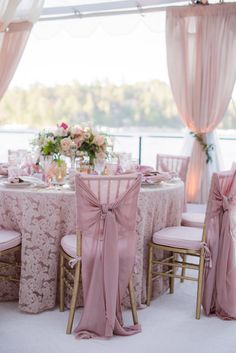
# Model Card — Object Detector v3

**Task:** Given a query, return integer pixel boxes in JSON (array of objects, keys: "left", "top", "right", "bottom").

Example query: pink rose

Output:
[
  {"left": 60, "top": 138, "right": 72, "bottom": 152},
  {"left": 71, "top": 126, "right": 83, "bottom": 136},
  {"left": 60, "top": 122, "right": 68, "bottom": 130},
  {"left": 74, "top": 137, "right": 83, "bottom": 148},
  {"left": 93, "top": 135, "right": 105, "bottom": 146}
]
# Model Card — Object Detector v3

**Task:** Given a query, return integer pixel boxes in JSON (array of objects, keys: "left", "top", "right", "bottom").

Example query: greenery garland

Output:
[{"left": 190, "top": 132, "right": 214, "bottom": 164}]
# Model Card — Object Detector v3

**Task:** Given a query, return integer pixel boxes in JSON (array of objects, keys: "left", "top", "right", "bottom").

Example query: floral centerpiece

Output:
[{"left": 33, "top": 122, "right": 109, "bottom": 167}]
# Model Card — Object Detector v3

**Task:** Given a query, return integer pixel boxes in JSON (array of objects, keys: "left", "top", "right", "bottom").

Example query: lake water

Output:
[{"left": 0, "top": 129, "right": 235, "bottom": 169}]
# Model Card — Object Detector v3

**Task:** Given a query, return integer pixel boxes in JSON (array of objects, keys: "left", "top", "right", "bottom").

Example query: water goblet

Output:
[{"left": 94, "top": 158, "right": 106, "bottom": 175}]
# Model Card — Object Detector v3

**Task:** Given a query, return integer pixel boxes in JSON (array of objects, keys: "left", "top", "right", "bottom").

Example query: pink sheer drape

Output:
[
  {"left": 166, "top": 3, "right": 236, "bottom": 203},
  {"left": 202, "top": 170, "right": 236, "bottom": 319},
  {"left": 0, "top": 21, "right": 32, "bottom": 99},
  {"left": 74, "top": 174, "right": 142, "bottom": 339},
  {"left": 0, "top": 0, "right": 44, "bottom": 100}
]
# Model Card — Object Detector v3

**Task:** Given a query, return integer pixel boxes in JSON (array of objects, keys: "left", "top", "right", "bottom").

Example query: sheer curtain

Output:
[
  {"left": 166, "top": 3, "right": 236, "bottom": 203},
  {"left": 0, "top": 0, "right": 44, "bottom": 100}
]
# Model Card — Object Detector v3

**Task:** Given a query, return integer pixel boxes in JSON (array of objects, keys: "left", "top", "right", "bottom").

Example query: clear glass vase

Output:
[{"left": 53, "top": 159, "right": 67, "bottom": 184}]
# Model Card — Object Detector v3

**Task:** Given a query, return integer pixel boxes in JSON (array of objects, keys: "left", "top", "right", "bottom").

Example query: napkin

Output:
[
  {"left": 142, "top": 171, "right": 171, "bottom": 184},
  {"left": 17, "top": 175, "right": 47, "bottom": 186},
  {"left": 8, "top": 177, "right": 25, "bottom": 184},
  {"left": 136, "top": 165, "right": 154, "bottom": 173},
  {"left": 0, "top": 164, "right": 8, "bottom": 176}
]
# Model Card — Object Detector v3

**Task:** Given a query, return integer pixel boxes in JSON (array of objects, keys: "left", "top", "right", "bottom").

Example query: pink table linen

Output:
[{"left": 0, "top": 181, "right": 184, "bottom": 313}]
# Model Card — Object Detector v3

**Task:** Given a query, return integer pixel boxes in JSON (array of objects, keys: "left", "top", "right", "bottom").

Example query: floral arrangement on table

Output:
[{"left": 33, "top": 122, "right": 109, "bottom": 166}]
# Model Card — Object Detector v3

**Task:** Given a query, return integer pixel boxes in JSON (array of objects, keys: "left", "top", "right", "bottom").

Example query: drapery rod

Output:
[
  {"left": 39, "top": 5, "right": 169, "bottom": 22},
  {"left": 38, "top": 1, "right": 229, "bottom": 22}
]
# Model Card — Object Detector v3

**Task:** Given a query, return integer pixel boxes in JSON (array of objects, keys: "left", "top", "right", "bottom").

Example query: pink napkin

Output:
[
  {"left": 0, "top": 164, "right": 8, "bottom": 176},
  {"left": 136, "top": 165, "right": 154, "bottom": 173},
  {"left": 142, "top": 171, "right": 171, "bottom": 184}
]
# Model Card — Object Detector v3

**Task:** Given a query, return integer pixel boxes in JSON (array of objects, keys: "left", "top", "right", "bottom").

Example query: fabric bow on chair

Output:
[
  {"left": 59, "top": 174, "right": 142, "bottom": 338},
  {"left": 202, "top": 170, "right": 236, "bottom": 319}
]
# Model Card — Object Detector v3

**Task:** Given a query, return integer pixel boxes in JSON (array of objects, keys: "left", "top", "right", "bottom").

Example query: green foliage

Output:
[
  {"left": 190, "top": 132, "right": 214, "bottom": 164},
  {"left": 0, "top": 80, "right": 235, "bottom": 129}
]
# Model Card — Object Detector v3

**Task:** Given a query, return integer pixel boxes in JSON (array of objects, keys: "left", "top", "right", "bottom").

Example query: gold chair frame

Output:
[
  {"left": 59, "top": 231, "right": 139, "bottom": 334},
  {"left": 0, "top": 244, "right": 21, "bottom": 283},
  {"left": 146, "top": 227, "right": 206, "bottom": 319}
]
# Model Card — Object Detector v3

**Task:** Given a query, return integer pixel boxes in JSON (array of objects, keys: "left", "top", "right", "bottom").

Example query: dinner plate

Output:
[
  {"left": 141, "top": 182, "right": 161, "bottom": 187},
  {"left": 2, "top": 181, "right": 32, "bottom": 188}
]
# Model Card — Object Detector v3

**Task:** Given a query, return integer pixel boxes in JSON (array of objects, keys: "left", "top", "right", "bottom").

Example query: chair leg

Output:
[
  {"left": 196, "top": 251, "right": 204, "bottom": 320},
  {"left": 180, "top": 254, "right": 186, "bottom": 283},
  {"left": 66, "top": 261, "right": 81, "bottom": 334},
  {"left": 169, "top": 252, "right": 174, "bottom": 294},
  {"left": 128, "top": 278, "right": 139, "bottom": 325},
  {"left": 59, "top": 251, "right": 65, "bottom": 312},
  {"left": 146, "top": 244, "right": 153, "bottom": 306}
]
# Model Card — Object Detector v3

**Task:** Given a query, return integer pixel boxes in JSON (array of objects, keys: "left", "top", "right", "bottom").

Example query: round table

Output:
[{"left": 0, "top": 180, "right": 184, "bottom": 313}]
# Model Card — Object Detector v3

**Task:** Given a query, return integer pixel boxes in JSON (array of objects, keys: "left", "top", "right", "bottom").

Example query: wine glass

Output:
[
  {"left": 94, "top": 158, "right": 106, "bottom": 175},
  {"left": 118, "top": 152, "right": 132, "bottom": 173}
]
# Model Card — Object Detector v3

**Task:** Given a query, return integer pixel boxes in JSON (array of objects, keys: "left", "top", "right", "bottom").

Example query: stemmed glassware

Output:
[
  {"left": 94, "top": 158, "right": 106, "bottom": 175},
  {"left": 118, "top": 152, "right": 132, "bottom": 173}
]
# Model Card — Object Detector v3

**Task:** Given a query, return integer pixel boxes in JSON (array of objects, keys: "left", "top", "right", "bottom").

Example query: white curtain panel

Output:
[
  {"left": 0, "top": 0, "right": 44, "bottom": 31},
  {"left": 166, "top": 3, "right": 236, "bottom": 203}
]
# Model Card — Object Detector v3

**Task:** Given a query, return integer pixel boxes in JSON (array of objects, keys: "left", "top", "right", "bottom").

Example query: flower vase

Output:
[
  {"left": 53, "top": 159, "right": 67, "bottom": 184},
  {"left": 88, "top": 156, "right": 95, "bottom": 174},
  {"left": 43, "top": 155, "right": 54, "bottom": 185}
]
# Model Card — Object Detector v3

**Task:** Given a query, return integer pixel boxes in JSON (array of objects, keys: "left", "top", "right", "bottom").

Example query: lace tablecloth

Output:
[{"left": 0, "top": 181, "right": 184, "bottom": 313}]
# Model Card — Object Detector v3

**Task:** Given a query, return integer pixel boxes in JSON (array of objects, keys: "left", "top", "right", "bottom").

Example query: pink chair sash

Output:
[
  {"left": 202, "top": 170, "right": 236, "bottom": 319},
  {"left": 74, "top": 174, "right": 142, "bottom": 338}
]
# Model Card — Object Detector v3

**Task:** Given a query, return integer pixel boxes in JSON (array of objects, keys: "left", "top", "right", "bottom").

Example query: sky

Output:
[{"left": 10, "top": 11, "right": 169, "bottom": 88}]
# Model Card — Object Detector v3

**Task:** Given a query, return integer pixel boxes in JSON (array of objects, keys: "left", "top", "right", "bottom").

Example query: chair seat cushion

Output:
[
  {"left": 152, "top": 226, "right": 203, "bottom": 250},
  {"left": 61, "top": 234, "right": 77, "bottom": 258},
  {"left": 0, "top": 229, "right": 21, "bottom": 252},
  {"left": 181, "top": 212, "right": 205, "bottom": 228}
]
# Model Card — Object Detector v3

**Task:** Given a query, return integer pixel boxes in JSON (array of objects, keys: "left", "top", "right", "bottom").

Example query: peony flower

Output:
[
  {"left": 93, "top": 134, "right": 105, "bottom": 147},
  {"left": 74, "top": 137, "right": 83, "bottom": 148},
  {"left": 60, "top": 137, "right": 72, "bottom": 152},
  {"left": 70, "top": 125, "right": 83, "bottom": 137},
  {"left": 55, "top": 126, "right": 68, "bottom": 137}
]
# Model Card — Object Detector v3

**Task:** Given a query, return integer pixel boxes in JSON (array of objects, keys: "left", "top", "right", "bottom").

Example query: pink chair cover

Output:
[
  {"left": 74, "top": 174, "right": 142, "bottom": 338},
  {"left": 156, "top": 154, "right": 189, "bottom": 210},
  {"left": 202, "top": 170, "right": 236, "bottom": 319}
]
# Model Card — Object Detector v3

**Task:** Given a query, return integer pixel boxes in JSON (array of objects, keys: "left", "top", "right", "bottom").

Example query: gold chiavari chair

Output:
[
  {"left": 0, "top": 230, "right": 21, "bottom": 285},
  {"left": 146, "top": 225, "right": 205, "bottom": 319},
  {"left": 59, "top": 174, "right": 141, "bottom": 335},
  {"left": 147, "top": 170, "right": 235, "bottom": 319}
]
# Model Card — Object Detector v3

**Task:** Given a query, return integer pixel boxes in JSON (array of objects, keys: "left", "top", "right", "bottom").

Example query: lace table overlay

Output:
[{"left": 0, "top": 182, "right": 184, "bottom": 313}]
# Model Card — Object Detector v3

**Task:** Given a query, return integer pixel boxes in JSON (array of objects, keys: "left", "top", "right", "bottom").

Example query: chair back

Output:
[
  {"left": 156, "top": 154, "right": 190, "bottom": 183},
  {"left": 231, "top": 162, "right": 236, "bottom": 170},
  {"left": 74, "top": 173, "right": 142, "bottom": 338},
  {"left": 203, "top": 169, "right": 236, "bottom": 318}
]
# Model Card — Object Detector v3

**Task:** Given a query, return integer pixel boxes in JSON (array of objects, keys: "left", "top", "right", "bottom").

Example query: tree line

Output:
[{"left": 0, "top": 80, "right": 235, "bottom": 129}]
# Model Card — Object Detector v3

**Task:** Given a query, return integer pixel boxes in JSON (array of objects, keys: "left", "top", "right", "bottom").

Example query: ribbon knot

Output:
[
  {"left": 101, "top": 204, "right": 113, "bottom": 219},
  {"left": 200, "top": 242, "right": 212, "bottom": 268},
  {"left": 222, "top": 195, "right": 230, "bottom": 212}
]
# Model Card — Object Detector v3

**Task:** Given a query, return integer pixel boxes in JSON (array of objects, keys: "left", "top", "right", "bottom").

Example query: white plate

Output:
[
  {"left": 2, "top": 181, "right": 32, "bottom": 188},
  {"left": 141, "top": 182, "right": 161, "bottom": 187}
]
